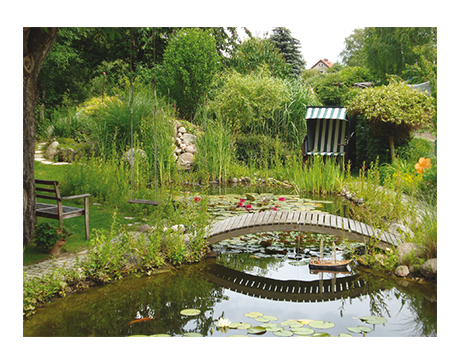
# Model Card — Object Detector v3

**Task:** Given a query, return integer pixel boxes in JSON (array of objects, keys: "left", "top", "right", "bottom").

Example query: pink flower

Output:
[
  {"left": 237, "top": 202, "right": 244, "bottom": 207},
  {"left": 272, "top": 207, "right": 278, "bottom": 211},
  {"left": 278, "top": 197, "right": 285, "bottom": 201},
  {"left": 240, "top": 198, "right": 245, "bottom": 203},
  {"left": 245, "top": 204, "right": 252, "bottom": 211},
  {"left": 194, "top": 197, "right": 201, "bottom": 202}
]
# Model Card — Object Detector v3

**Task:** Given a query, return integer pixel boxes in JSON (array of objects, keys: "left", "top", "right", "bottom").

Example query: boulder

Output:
[
  {"left": 182, "top": 133, "right": 197, "bottom": 145},
  {"left": 420, "top": 258, "right": 437, "bottom": 279},
  {"left": 178, "top": 126, "right": 187, "bottom": 134},
  {"left": 389, "top": 223, "right": 414, "bottom": 240},
  {"left": 395, "top": 265, "right": 410, "bottom": 277},
  {"left": 184, "top": 144, "right": 197, "bottom": 153},
  {"left": 57, "top": 147, "right": 75, "bottom": 162},
  {"left": 179, "top": 152, "right": 194, "bottom": 165},
  {"left": 44, "top": 141, "right": 59, "bottom": 160},
  {"left": 396, "top": 243, "right": 424, "bottom": 264}
]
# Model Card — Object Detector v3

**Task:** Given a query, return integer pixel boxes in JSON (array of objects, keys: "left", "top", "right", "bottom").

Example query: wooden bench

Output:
[{"left": 35, "top": 179, "right": 90, "bottom": 240}]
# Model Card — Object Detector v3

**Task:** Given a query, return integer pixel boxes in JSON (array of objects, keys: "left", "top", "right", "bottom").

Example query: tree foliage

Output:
[
  {"left": 270, "top": 27, "right": 305, "bottom": 77},
  {"left": 363, "top": 27, "right": 437, "bottom": 81},
  {"left": 158, "top": 28, "right": 220, "bottom": 120},
  {"left": 207, "top": 66, "right": 289, "bottom": 135},
  {"left": 312, "top": 66, "right": 375, "bottom": 106},
  {"left": 339, "top": 28, "right": 367, "bottom": 67},
  {"left": 347, "top": 81, "right": 435, "bottom": 161},
  {"left": 228, "top": 36, "right": 290, "bottom": 79}
]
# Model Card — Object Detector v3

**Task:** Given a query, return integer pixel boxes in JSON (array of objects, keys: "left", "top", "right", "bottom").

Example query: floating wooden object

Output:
[{"left": 309, "top": 238, "right": 352, "bottom": 270}]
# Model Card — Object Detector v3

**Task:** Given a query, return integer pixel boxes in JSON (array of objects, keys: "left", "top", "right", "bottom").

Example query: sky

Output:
[{"left": 241, "top": 26, "right": 358, "bottom": 69}]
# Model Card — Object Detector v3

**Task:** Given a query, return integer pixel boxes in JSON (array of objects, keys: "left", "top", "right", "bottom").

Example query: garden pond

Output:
[{"left": 23, "top": 189, "right": 437, "bottom": 337}]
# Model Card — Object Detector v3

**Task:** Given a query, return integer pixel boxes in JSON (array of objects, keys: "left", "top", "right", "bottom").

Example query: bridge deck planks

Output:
[{"left": 206, "top": 211, "right": 401, "bottom": 249}]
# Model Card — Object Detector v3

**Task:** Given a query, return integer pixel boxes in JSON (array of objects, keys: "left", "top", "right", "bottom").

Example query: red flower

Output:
[
  {"left": 245, "top": 204, "right": 252, "bottom": 211},
  {"left": 240, "top": 198, "right": 245, "bottom": 203},
  {"left": 272, "top": 207, "right": 278, "bottom": 211},
  {"left": 237, "top": 202, "right": 243, "bottom": 207},
  {"left": 194, "top": 196, "right": 201, "bottom": 202},
  {"left": 278, "top": 197, "right": 285, "bottom": 201}
]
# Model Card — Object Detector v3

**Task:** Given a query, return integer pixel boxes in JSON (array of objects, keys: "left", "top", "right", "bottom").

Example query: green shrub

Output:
[{"left": 207, "top": 67, "right": 289, "bottom": 135}]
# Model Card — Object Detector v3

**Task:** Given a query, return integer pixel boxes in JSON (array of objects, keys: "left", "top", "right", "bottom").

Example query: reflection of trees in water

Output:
[
  {"left": 23, "top": 264, "right": 225, "bottom": 337},
  {"left": 359, "top": 271, "right": 437, "bottom": 337}
]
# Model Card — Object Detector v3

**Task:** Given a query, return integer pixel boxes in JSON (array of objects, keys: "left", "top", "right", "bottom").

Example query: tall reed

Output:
[
  {"left": 194, "top": 108, "right": 234, "bottom": 183},
  {"left": 271, "top": 78, "right": 321, "bottom": 147},
  {"left": 285, "top": 155, "right": 344, "bottom": 195}
]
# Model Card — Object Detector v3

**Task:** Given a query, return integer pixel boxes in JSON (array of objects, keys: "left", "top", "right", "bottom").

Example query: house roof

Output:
[{"left": 310, "top": 58, "right": 334, "bottom": 69}]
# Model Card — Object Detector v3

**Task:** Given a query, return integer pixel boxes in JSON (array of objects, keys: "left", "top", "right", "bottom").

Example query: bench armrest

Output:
[{"left": 61, "top": 194, "right": 91, "bottom": 200}]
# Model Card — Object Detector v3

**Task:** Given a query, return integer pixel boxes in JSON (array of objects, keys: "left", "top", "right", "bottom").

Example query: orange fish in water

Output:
[{"left": 128, "top": 317, "right": 154, "bottom": 325}]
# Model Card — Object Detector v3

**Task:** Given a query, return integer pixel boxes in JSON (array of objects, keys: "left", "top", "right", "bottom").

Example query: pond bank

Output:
[{"left": 338, "top": 183, "right": 437, "bottom": 282}]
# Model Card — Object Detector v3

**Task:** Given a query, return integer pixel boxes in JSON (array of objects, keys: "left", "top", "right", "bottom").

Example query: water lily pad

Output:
[
  {"left": 183, "top": 332, "right": 203, "bottom": 337},
  {"left": 236, "top": 323, "right": 252, "bottom": 330},
  {"left": 229, "top": 322, "right": 242, "bottom": 329},
  {"left": 291, "top": 327, "right": 315, "bottom": 335},
  {"left": 308, "top": 320, "right": 335, "bottom": 329},
  {"left": 266, "top": 326, "right": 283, "bottom": 332},
  {"left": 261, "top": 315, "right": 278, "bottom": 322},
  {"left": 246, "top": 194, "right": 256, "bottom": 201},
  {"left": 128, "top": 335, "right": 148, "bottom": 337},
  {"left": 297, "top": 319, "right": 314, "bottom": 325},
  {"left": 247, "top": 326, "right": 267, "bottom": 335},
  {"left": 338, "top": 333, "right": 353, "bottom": 337},
  {"left": 347, "top": 326, "right": 372, "bottom": 334},
  {"left": 273, "top": 329, "right": 294, "bottom": 337},
  {"left": 244, "top": 312, "right": 263, "bottom": 318},
  {"left": 360, "top": 316, "right": 387, "bottom": 324},
  {"left": 180, "top": 309, "right": 201, "bottom": 316},
  {"left": 228, "top": 322, "right": 252, "bottom": 330},
  {"left": 311, "top": 332, "right": 331, "bottom": 337},
  {"left": 280, "top": 319, "right": 303, "bottom": 328},
  {"left": 254, "top": 316, "right": 270, "bottom": 323},
  {"left": 229, "top": 334, "right": 249, "bottom": 337},
  {"left": 150, "top": 334, "right": 171, "bottom": 337}
]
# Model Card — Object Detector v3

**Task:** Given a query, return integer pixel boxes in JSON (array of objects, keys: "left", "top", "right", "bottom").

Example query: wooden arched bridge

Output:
[{"left": 205, "top": 210, "right": 402, "bottom": 251}]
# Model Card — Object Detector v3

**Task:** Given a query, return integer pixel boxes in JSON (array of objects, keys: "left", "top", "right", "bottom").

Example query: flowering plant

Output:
[{"left": 415, "top": 157, "right": 431, "bottom": 174}]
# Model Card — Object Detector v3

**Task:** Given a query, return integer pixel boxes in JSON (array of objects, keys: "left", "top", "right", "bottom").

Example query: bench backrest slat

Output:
[{"left": 35, "top": 179, "right": 62, "bottom": 201}]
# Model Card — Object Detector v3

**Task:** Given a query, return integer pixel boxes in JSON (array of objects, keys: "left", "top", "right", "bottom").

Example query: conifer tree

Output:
[{"left": 270, "top": 27, "right": 305, "bottom": 77}]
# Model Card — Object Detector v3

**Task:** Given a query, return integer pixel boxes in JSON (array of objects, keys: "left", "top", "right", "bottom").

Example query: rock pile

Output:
[{"left": 172, "top": 121, "right": 198, "bottom": 170}]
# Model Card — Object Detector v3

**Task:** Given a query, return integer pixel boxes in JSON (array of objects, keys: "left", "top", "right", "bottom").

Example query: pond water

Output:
[{"left": 23, "top": 189, "right": 437, "bottom": 337}]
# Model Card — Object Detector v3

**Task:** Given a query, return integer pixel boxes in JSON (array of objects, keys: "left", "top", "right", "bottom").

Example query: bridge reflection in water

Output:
[{"left": 205, "top": 263, "right": 368, "bottom": 303}]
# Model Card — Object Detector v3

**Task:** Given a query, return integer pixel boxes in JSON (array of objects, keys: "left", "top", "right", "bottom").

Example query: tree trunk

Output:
[
  {"left": 388, "top": 135, "right": 395, "bottom": 163},
  {"left": 23, "top": 27, "right": 59, "bottom": 246}
]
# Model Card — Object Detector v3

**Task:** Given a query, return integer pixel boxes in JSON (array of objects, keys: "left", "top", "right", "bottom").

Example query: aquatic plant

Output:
[{"left": 215, "top": 317, "right": 232, "bottom": 328}]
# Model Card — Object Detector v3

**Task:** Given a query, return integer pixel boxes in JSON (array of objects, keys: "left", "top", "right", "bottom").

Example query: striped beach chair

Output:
[{"left": 302, "top": 107, "right": 354, "bottom": 163}]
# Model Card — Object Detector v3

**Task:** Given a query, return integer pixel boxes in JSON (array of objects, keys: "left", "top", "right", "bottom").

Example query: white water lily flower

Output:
[{"left": 215, "top": 317, "right": 232, "bottom": 328}]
